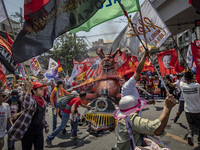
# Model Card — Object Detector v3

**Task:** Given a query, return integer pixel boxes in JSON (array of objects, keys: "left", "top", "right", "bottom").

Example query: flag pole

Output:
[{"left": 117, "top": 0, "right": 170, "bottom": 94}]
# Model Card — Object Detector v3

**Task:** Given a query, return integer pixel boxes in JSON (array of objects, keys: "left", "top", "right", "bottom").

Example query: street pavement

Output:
[{"left": 3, "top": 99, "right": 200, "bottom": 150}]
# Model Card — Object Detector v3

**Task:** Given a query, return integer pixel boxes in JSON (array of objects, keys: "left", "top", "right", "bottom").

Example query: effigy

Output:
[{"left": 85, "top": 48, "right": 121, "bottom": 132}]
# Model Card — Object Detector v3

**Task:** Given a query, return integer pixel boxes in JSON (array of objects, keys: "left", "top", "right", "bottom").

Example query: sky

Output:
[{"left": 3, "top": 0, "right": 145, "bottom": 48}]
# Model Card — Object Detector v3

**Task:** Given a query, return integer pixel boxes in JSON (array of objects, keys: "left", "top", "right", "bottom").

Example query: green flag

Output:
[{"left": 69, "top": 0, "right": 140, "bottom": 33}]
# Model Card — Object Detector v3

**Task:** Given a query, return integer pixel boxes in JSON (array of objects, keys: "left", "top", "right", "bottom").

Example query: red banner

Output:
[
  {"left": 153, "top": 80, "right": 160, "bottom": 95},
  {"left": 157, "top": 49, "right": 177, "bottom": 76},
  {"left": 191, "top": 42, "right": 200, "bottom": 83}
]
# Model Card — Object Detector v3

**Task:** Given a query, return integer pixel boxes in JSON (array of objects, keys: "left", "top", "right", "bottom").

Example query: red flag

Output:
[
  {"left": 57, "top": 60, "right": 63, "bottom": 72},
  {"left": 143, "top": 59, "right": 154, "bottom": 73},
  {"left": 169, "top": 49, "right": 185, "bottom": 73},
  {"left": 157, "top": 49, "right": 177, "bottom": 76},
  {"left": 117, "top": 55, "right": 138, "bottom": 77},
  {"left": 4, "top": 27, "right": 13, "bottom": 45},
  {"left": 191, "top": 42, "right": 200, "bottom": 83},
  {"left": 0, "top": 64, "right": 6, "bottom": 84}
]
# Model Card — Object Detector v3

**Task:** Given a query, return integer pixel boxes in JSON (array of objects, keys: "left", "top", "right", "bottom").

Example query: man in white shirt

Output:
[
  {"left": 0, "top": 89, "right": 11, "bottom": 150},
  {"left": 180, "top": 71, "right": 200, "bottom": 147}
]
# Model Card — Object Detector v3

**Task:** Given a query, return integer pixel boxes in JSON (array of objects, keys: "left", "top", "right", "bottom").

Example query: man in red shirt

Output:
[
  {"left": 46, "top": 92, "right": 92, "bottom": 147},
  {"left": 147, "top": 76, "right": 154, "bottom": 99}
]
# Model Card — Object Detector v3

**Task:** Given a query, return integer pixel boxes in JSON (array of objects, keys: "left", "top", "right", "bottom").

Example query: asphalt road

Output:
[{"left": 3, "top": 99, "right": 200, "bottom": 150}]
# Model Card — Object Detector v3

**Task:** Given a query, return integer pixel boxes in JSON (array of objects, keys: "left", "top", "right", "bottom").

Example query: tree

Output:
[{"left": 51, "top": 33, "right": 89, "bottom": 76}]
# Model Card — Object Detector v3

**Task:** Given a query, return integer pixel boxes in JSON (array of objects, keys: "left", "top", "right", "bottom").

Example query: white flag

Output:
[
  {"left": 0, "top": 0, "right": 7, "bottom": 23},
  {"left": 48, "top": 58, "right": 58, "bottom": 71},
  {"left": 69, "top": 65, "right": 80, "bottom": 82},
  {"left": 120, "top": 0, "right": 171, "bottom": 58},
  {"left": 28, "top": 57, "right": 42, "bottom": 76}
]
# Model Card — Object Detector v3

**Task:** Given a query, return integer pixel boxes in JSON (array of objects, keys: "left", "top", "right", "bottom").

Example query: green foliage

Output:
[{"left": 51, "top": 33, "right": 89, "bottom": 76}]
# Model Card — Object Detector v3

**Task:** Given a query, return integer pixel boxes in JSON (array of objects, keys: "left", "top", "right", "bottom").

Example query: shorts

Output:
[
  {"left": 178, "top": 101, "right": 184, "bottom": 113},
  {"left": 185, "top": 112, "right": 200, "bottom": 128}
]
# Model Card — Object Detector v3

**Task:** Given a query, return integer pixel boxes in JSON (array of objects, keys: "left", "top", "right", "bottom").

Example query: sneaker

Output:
[
  {"left": 70, "top": 134, "right": 77, "bottom": 139},
  {"left": 187, "top": 134, "right": 194, "bottom": 146},
  {"left": 46, "top": 138, "right": 53, "bottom": 148},
  {"left": 173, "top": 116, "right": 179, "bottom": 123}
]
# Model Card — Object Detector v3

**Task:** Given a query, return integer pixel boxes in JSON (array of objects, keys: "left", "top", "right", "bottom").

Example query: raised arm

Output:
[{"left": 133, "top": 52, "right": 148, "bottom": 81}]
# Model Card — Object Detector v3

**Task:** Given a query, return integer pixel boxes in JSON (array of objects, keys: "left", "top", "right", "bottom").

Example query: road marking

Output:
[{"left": 166, "top": 133, "right": 198, "bottom": 147}]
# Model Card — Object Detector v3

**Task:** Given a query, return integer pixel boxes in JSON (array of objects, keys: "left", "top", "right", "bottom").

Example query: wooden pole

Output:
[{"left": 117, "top": 0, "right": 170, "bottom": 94}]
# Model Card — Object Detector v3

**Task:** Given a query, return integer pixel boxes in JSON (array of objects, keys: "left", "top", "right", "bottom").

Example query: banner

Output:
[
  {"left": 187, "top": 40, "right": 200, "bottom": 68},
  {"left": 0, "top": 36, "right": 17, "bottom": 73},
  {"left": 48, "top": 58, "right": 58, "bottom": 71},
  {"left": 11, "top": 0, "right": 106, "bottom": 63},
  {"left": 153, "top": 80, "right": 160, "bottom": 95},
  {"left": 120, "top": 0, "right": 171, "bottom": 57},
  {"left": 0, "top": 64, "right": 6, "bottom": 84},
  {"left": 191, "top": 42, "right": 200, "bottom": 83},
  {"left": 28, "top": 57, "right": 42, "bottom": 76},
  {"left": 157, "top": 49, "right": 177, "bottom": 76},
  {"left": 0, "top": 0, "right": 6, "bottom": 23},
  {"left": 44, "top": 66, "right": 59, "bottom": 81},
  {"left": 19, "top": 63, "right": 26, "bottom": 79},
  {"left": 69, "top": 0, "right": 140, "bottom": 33}
]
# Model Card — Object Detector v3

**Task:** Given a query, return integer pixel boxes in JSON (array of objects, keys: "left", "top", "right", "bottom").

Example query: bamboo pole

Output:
[{"left": 117, "top": 0, "right": 170, "bottom": 94}]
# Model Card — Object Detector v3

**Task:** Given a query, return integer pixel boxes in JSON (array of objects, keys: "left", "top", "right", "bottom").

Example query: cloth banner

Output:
[
  {"left": 0, "top": 36, "right": 17, "bottom": 73},
  {"left": 69, "top": 0, "right": 140, "bottom": 33},
  {"left": 19, "top": 63, "right": 26, "bottom": 79},
  {"left": 0, "top": 0, "right": 6, "bottom": 23},
  {"left": 11, "top": 0, "right": 106, "bottom": 63},
  {"left": 28, "top": 57, "right": 42, "bottom": 76},
  {"left": 48, "top": 58, "right": 58, "bottom": 71},
  {"left": 0, "top": 64, "right": 6, "bottom": 84},
  {"left": 120, "top": 0, "right": 171, "bottom": 58},
  {"left": 157, "top": 49, "right": 177, "bottom": 76},
  {"left": 44, "top": 66, "right": 59, "bottom": 81},
  {"left": 153, "top": 80, "right": 160, "bottom": 95},
  {"left": 191, "top": 42, "right": 200, "bottom": 83}
]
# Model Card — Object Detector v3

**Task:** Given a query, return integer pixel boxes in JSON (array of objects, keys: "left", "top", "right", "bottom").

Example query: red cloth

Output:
[
  {"left": 191, "top": 42, "right": 200, "bottom": 83},
  {"left": 32, "top": 95, "right": 46, "bottom": 107},
  {"left": 0, "top": 65, "right": 6, "bottom": 84},
  {"left": 62, "top": 97, "right": 81, "bottom": 114},
  {"left": 157, "top": 49, "right": 177, "bottom": 76}
]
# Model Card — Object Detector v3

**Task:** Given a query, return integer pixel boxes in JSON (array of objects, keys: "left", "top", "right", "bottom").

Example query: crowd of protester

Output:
[{"left": 0, "top": 53, "right": 199, "bottom": 150}]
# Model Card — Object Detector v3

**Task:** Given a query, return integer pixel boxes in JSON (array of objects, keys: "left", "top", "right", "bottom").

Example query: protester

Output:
[
  {"left": 159, "top": 76, "right": 166, "bottom": 99},
  {"left": 165, "top": 75, "right": 175, "bottom": 95},
  {"left": 0, "top": 89, "right": 12, "bottom": 150},
  {"left": 140, "top": 75, "right": 147, "bottom": 98},
  {"left": 166, "top": 73, "right": 184, "bottom": 123},
  {"left": 71, "top": 77, "right": 77, "bottom": 91},
  {"left": 5, "top": 83, "right": 13, "bottom": 97},
  {"left": 180, "top": 71, "right": 200, "bottom": 147},
  {"left": 65, "top": 76, "right": 71, "bottom": 89},
  {"left": 147, "top": 76, "right": 154, "bottom": 99},
  {"left": 113, "top": 94, "right": 176, "bottom": 149},
  {"left": 8, "top": 81, "right": 49, "bottom": 150},
  {"left": 46, "top": 91, "right": 92, "bottom": 148},
  {"left": 50, "top": 80, "right": 70, "bottom": 131}
]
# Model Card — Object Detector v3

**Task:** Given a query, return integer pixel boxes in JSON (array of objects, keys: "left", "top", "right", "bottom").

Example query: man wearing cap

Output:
[
  {"left": 8, "top": 81, "right": 49, "bottom": 150},
  {"left": 46, "top": 91, "right": 92, "bottom": 147},
  {"left": 180, "top": 71, "right": 200, "bottom": 147},
  {"left": 113, "top": 94, "right": 176, "bottom": 149}
]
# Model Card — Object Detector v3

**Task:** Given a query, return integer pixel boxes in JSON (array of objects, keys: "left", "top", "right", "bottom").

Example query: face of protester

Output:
[
  {"left": 162, "top": 55, "right": 172, "bottom": 69},
  {"left": 33, "top": 87, "right": 44, "bottom": 97},
  {"left": 58, "top": 84, "right": 63, "bottom": 89},
  {"left": 0, "top": 91, "right": 6, "bottom": 105}
]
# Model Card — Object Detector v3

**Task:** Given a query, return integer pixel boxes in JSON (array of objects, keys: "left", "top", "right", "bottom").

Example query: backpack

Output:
[{"left": 57, "top": 94, "right": 76, "bottom": 110}]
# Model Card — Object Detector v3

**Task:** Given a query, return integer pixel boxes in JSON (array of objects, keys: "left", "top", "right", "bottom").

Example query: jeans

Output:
[
  {"left": 71, "top": 117, "right": 78, "bottom": 136},
  {"left": 7, "top": 123, "right": 15, "bottom": 149},
  {"left": 47, "top": 112, "right": 70, "bottom": 141},
  {"left": 52, "top": 108, "right": 58, "bottom": 131}
]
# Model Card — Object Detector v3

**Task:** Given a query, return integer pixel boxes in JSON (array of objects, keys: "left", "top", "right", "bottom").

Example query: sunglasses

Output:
[{"left": 1, "top": 95, "right": 6, "bottom": 98}]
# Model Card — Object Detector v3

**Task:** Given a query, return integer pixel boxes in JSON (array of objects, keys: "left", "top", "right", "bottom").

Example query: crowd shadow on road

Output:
[
  {"left": 176, "top": 123, "right": 188, "bottom": 130},
  {"left": 51, "top": 134, "right": 91, "bottom": 149},
  {"left": 154, "top": 106, "right": 164, "bottom": 111}
]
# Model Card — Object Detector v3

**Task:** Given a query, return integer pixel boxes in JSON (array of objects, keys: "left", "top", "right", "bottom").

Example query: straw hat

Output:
[{"left": 113, "top": 95, "right": 146, "bottom": 119}]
